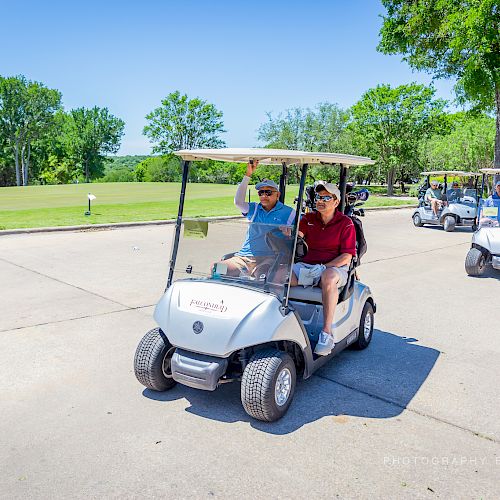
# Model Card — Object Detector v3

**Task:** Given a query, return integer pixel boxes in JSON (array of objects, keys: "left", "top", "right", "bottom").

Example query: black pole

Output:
[
  {"left": 339, "top": 164, "right": 348, "bottom": 213},
  {"left": 88, "top": 198, "right": 91, "bottom": 213},
  {"left": 279, "top": 162, "right": 288, "bottom": 203},
  {"left": 282, "top": 163, "right": 308, "bottom": 313},
  {"left": 166, "top": 160, "right": 191, "bottom": 289}
]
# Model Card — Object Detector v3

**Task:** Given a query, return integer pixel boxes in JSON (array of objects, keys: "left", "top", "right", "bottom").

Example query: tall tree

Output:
[
  {"left": 349, "top": 83, "right": 447, "bottom": 195},
  {"left": 143, "top": 91, "right": 226, "bottom": 154},
  {"left": 378, "top": 0, "right": 500, "bottom": 167},
  {"left": 258, "top": 103, "right": 350, "bottom": 152},
  {"left": 422, "top": 113, "right": 495, "bottom": 171},
  {"left": 258, "top": 102, "right": 351, "bottom": 182},
  {"left": 0, "top": 75, "right": 61, "bottom": 185},
  {"left": 65, "top": 107, "right": 125, "bottom": 182}
]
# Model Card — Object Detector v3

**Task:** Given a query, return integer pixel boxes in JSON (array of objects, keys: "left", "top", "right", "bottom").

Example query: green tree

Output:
[
  {"left": 65, "top": 107, "right": 125, "bottom": 182},
  {"left": 143, "top": 91, "right": 226, "bottom": 154},
  {"left": 258, "top": 102, "right": 351, "bottom": 183},
  {"left": 258, "top": 103, "right": 350, "bottom": 152},
  {"left": 0, "top": 75, "right": 61, "bottom": 185},
  {"left": 378, "top": 0, "right": 500, "bottom": 166},
  {"left": 349, "top": 83, "right": 447, "bottom": 195},
  {"left": 422, "top": 113, "right": 495, "bottom": 171}
]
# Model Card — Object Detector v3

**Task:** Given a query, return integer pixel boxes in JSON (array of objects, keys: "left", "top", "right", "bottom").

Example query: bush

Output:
[{"left": 99, "top": 168, "right": 135, "bottom": 182}]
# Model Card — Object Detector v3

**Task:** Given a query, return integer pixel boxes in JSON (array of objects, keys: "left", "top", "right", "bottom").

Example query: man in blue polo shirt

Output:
[{"left": 221, "top": 160, "right": 295, "bottom": 277}]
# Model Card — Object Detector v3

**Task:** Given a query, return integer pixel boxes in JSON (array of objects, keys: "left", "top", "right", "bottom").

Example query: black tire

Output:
[
  {"left": 413, "top": 213, "right": 423, "bottom": 227},
  {"left": 351, "top": 302, "right": 374, "bottom": 350},
  {"left": 134, "top": 327, "right": 177, "bottom": 391},
  {"left": 444, "top": 216, "right": 456, "bottom": 232},
  {"left": 465, "top": 248, "right": 487, "bottom": 276},
  {"left": 241, "top": 349, "right": 296, "bottom": 422}
]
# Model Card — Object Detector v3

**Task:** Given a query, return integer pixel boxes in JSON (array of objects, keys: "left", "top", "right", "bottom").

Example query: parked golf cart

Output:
[
  {"left": 465, "top": 168, "right": 500, "bottom": 276},
  {"left": 134, "top": 148, "right": 376, "bottom": 422},
  {"left": 412, "top": 171, "right": 481, "bottom": 232}
]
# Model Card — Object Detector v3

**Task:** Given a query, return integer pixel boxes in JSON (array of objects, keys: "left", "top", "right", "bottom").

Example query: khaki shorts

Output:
[
  {"left": 224, "top": 255, "right": 275, "bottom": 278},
  {"left": 292, "top": 263, "right": 348, "bottom": 287}
]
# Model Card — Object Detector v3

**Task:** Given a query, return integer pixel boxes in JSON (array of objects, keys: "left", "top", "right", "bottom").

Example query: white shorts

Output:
[{"left": 292, "top": 263, "right": 349, "bottom": 288}]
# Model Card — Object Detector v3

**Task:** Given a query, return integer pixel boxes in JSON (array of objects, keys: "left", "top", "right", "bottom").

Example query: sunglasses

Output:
[
  {"left": 315, "top": 194, "right": 335, "bottom": 202},
  {"left": 258, "top": 189, "right": 275, "bottom": 197}
]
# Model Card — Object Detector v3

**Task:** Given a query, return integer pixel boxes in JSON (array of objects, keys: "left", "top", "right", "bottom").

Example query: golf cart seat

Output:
[{"left": 288, "top": 281, "right": 347, "bottom": 304}]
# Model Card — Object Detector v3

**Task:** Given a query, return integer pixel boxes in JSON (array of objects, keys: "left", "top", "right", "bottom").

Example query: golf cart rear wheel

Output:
[
  {"left": 241, "top": 349, "right": 296, "bottom": 422},
  {"left": 134, "top": 327, "right": 177, "bottom": 391},
  {"left": 351, "top": 302, "right": 374, "bottom": 350},
  {"left": 444, "top": 216, "right": 456, "bottom": 232},
  {"left": 413, "top": 213, "right": 423, "bottom": 227},
  {"left": 465, "top": 248, "right": 487, "bottom": 276}
]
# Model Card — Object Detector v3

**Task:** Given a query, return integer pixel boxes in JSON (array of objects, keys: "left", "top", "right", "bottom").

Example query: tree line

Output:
[
  {"left": 0, "top": 76, "right": 125, "bottom": 186},
  {"left": 1, "top": 1, "right": 498, "bottom": 192}
]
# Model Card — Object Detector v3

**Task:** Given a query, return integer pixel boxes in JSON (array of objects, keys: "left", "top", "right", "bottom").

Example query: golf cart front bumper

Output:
[
  {"left": 171, "top": 349, "right": 228, "bottom": 391},
  {"left": 492, "top": 255, "right": 500, "bottom": 270}
]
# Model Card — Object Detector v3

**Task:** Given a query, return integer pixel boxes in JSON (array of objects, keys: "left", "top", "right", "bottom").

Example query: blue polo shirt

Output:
[{"left": 237, "top": 201, "right": 295, "bottom": 257}]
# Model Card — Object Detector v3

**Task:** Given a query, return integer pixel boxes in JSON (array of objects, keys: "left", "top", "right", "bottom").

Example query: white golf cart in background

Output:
[
  {"left": 413, "top": 171, "right": 481, "bottom": 232},
  {"left": 465, "top": 168, "right": 500, "bottom": 276},
  {"left": 134, "top": 148, "right": 376, "bottom": 422}
]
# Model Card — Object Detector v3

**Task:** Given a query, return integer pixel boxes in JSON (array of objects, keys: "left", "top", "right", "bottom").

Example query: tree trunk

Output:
[
  {"left": 24, "top": 141, "right": 31, "bottom": 186},
  {"left": 387, "top": 168, "right": 396, "bottom": 196},
  {"left": 495, "top": 83, "right": 500, "bottom": 168},
  {"left": 85, "top": 159, "right": 89, "bottom": 183},
  {"left": 14, "top": 142, "right": 21, "bottom": 186},
  {"left": 21, "top": 142, "right": 27, "bottom": 186}
]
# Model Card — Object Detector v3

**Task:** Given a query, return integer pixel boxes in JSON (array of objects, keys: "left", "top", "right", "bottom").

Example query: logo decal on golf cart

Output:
[
  {"left": 188, "top": 298, "right": 228, "bottom": 314},
  {"left": 192, "top": 321, "right": 204, "bottom": 334}
]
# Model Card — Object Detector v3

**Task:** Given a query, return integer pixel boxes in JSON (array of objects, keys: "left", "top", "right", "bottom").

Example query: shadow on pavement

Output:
[
  {"left": 420, "top": 225, "right": 474, "bottom": 233},
  {"left": 143, "top": 329, "right": 440, "bottom": 434},
  {"left": 466, "top": 267, "right": 500, "bottom": 280}
]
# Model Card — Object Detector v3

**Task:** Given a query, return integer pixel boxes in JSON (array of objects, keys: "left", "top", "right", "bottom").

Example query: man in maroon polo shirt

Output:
[{"left": 291, "top": 181, "right": 356, "bottom": 356}]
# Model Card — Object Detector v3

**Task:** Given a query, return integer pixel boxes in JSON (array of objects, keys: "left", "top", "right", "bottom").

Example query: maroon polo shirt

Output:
[{"left": 299, "top": 210, "right": 356, "bottom": 265}]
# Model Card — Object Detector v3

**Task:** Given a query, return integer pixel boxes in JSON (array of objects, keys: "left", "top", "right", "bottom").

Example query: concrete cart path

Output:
[{"left": 1, "top": 208, "right": 499, "bottom": 499}]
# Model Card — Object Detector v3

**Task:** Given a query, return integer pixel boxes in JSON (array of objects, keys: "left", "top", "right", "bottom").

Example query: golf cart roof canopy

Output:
[
  {"left": 420, "top": 171, "right": 481, "bottom": 176},
  {"left": 174, "top": 148, "right": 375, "bottom": 167},
  {"left": 480, "top": 168, "right": 500, "bottom": 175}
]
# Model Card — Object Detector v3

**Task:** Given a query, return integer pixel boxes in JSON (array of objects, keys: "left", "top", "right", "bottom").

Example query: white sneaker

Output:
[{"left": 314, "top": 331, "right": 335, "bottom": 356}]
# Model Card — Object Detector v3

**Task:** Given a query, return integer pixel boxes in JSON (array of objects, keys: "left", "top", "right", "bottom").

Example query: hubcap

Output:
[
  {"left": 162, "top": 347, "right": 175, "bottom": 378},
  {"left": 363, "top": 312, "right": 372, "bottom": 341},
  {"left": 275, "top": 367, "right": 292, "bottom": 406}
]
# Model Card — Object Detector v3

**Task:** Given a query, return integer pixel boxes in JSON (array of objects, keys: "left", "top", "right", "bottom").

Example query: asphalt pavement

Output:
[{"left": 1, "top": 208, "right": 499, "bottom": 499}]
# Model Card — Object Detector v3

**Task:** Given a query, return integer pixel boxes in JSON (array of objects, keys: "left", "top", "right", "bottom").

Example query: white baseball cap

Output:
[{"left": 315, "top": 181, "right": 341, "bottom": 200}]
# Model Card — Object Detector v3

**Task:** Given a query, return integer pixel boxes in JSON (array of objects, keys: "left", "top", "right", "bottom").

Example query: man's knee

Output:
[{"left": 320, "top": 268, "right": 340, "bottom": 288}]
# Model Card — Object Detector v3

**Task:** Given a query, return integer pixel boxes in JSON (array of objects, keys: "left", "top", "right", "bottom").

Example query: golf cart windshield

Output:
[
  {"left": 446, "top": 187, "right": 478, "bottom": 205},
  {"left": 478, "top": 198, "right": 500, "bottom": 228},
  {"left": 171, "top": 217, "right": 295, "bottom": 298}
]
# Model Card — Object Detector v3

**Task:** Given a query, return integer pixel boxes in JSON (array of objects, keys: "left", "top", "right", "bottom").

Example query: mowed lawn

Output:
[{"left": 0, "top": 182, "right": 415, "bottom": 230}]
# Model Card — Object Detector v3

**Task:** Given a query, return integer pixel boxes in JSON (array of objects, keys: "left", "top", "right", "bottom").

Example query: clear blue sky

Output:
[{"left": 0, "top": 0, "right": 456, "bottom": 155}]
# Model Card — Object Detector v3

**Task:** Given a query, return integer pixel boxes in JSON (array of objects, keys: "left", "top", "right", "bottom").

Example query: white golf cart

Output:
[
  {"left": 465, "top": 168, "right": 500, "bottom": 276},
  {"left": 412, "top": 171, "right": 481, "bottom": 232},
  {"left": 134, "top": 148, "right": 376, "bottom": 422}
]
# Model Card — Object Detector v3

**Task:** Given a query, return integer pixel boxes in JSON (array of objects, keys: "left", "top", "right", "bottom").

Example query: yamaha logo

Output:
[{"left": 193, "top": 321, "right": 204, "bottom": 334}]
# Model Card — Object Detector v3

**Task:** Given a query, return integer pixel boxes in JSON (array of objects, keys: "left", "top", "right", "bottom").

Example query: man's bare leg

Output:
[
  {"left": 431, "top": 199, "right": 439, "bottom": 216},
  {"left": 319, "top": 268, "right": 341, "bottom": 335}
]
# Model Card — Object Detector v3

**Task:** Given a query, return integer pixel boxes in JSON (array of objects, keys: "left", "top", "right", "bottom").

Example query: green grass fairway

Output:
[{"left": 0, "top": 183, "right": 415, "bottom": 230}]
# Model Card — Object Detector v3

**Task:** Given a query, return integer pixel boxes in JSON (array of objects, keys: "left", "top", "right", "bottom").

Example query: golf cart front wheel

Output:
[
  {"left": 444, "top": 216, "right": 456, "bottom": 232},
  {"left": 351, "top": 302, "right": 374, "bottom": 350},
  {"left": 241, "top": 349, "right": 296, "bottom": 422},
  {"left": 465, "top": 248, "right": 487, "bottom": 276},
  {"left": 413, "top": 213, "right": 423, "bottom": 227},
  {"left": 134, "top": 327, "right": 177, "bottom": 391}
]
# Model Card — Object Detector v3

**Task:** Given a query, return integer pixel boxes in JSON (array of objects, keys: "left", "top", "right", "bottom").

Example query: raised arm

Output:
[{"left": 234, "top": 161, "right": 259, "bottom": 214}]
